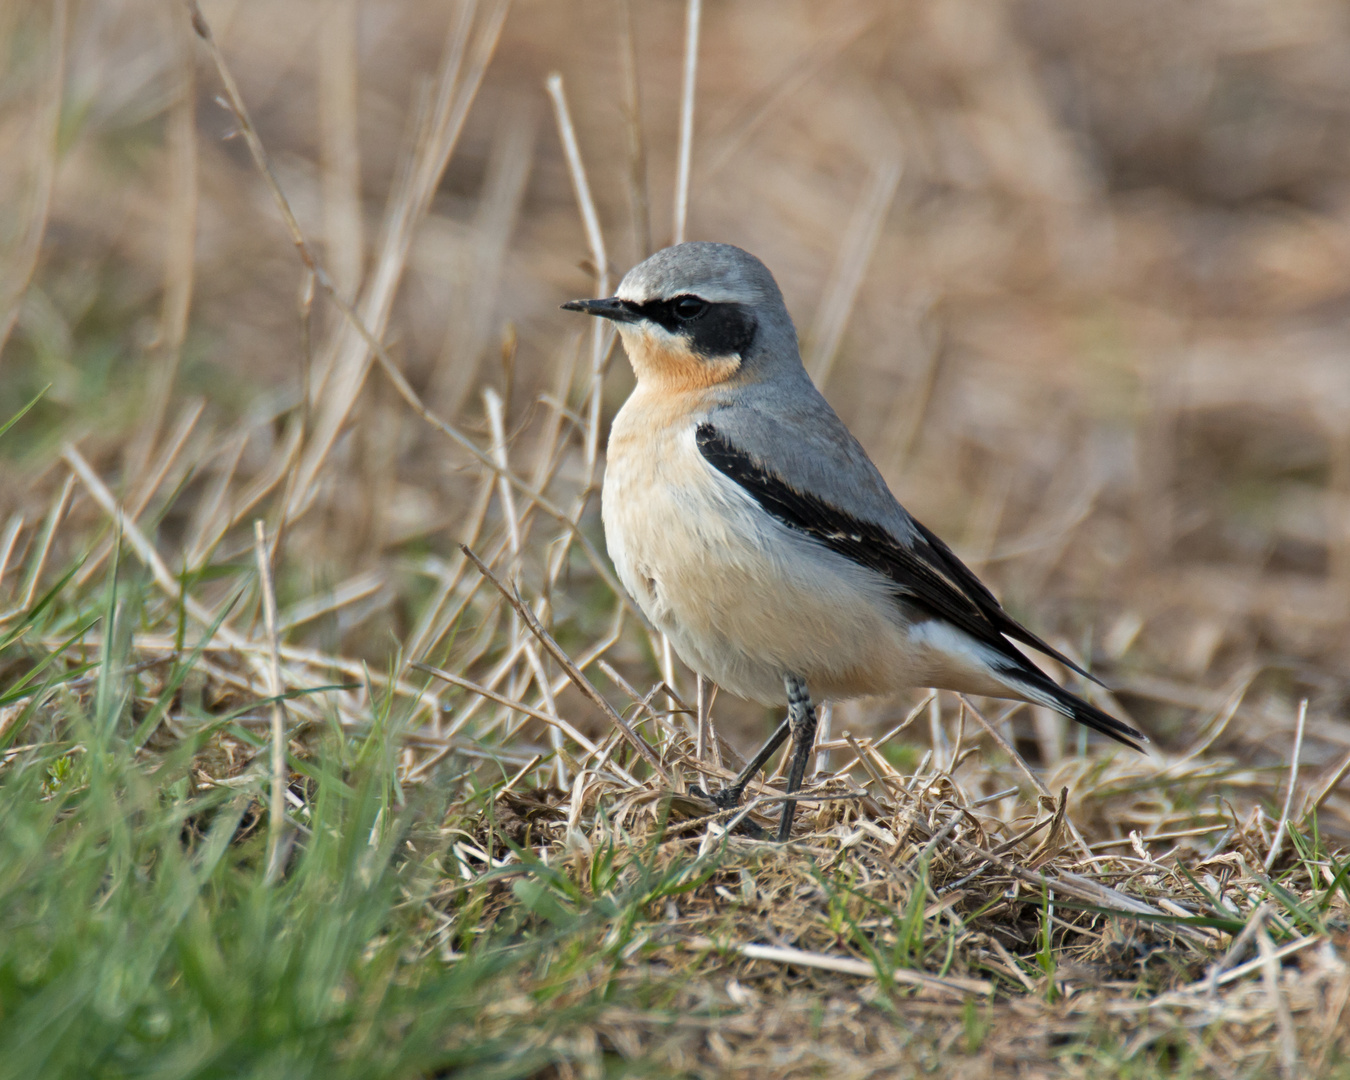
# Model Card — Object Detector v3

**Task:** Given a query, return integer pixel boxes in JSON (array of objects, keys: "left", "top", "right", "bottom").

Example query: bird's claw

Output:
[{"left": 687, "top": 784, "right": 743, "bottom": 811}]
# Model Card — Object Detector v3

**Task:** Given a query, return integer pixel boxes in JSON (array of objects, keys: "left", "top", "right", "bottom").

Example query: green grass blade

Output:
[{"left": 0, "top": 384, "right": 49, "bottom": 443}]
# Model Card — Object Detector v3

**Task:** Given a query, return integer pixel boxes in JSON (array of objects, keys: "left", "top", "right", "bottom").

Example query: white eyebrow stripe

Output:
[{"left": 615, "top": 283, "right": 761, "bottom": 306}]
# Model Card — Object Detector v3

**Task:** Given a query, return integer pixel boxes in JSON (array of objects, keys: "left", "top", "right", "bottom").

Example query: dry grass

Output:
[{"left": 2, "top": 0, "right": 1349, "bottom": 1076}]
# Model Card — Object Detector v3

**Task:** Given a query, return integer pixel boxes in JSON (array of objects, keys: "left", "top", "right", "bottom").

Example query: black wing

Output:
[
  {"left": 905, "top": 516, "right": 1106, "bottom": 687},
  {"left": 695, "top": 422, "right": 1144, "bottom": 749}
]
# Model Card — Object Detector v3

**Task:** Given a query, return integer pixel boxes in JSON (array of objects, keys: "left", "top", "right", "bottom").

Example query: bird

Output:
[{"left": 562, "top": 241, "right": 1144, "bottom": 842}]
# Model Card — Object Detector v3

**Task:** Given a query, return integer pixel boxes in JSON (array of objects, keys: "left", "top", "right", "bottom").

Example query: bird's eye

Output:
[{"left": 672, "top": 296, "right": 708, "bottom": 321}]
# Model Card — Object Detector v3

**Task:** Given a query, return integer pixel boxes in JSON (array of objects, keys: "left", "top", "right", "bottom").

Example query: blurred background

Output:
[{"left": 2, "top": 0, "right": 1348, "bottom": 806}]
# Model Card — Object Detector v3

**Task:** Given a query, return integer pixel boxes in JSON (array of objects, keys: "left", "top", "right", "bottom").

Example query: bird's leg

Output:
[
  {"left": 776, "top": 674, "right": 818, "bottom": 842},
  {"left": 690, "top": 676, "right": 819, "bottom": 828},
  {"left": 700, "top": 716, "right": 791, "bottom": 809}
]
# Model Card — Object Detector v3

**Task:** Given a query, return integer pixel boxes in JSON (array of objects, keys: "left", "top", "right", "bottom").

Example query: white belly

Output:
[{"left": 601, "top": 398, "right": 921, "bottom": 705}]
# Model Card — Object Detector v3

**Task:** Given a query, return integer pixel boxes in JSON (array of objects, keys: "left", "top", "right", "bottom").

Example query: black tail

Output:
[{"left": 998, "top": 664, "right": 1146, "bottom": 752}]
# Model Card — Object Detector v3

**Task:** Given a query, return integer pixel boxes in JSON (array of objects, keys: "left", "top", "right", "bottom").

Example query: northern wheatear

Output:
[{"left": 564, "top": 242, "right": 1144, "bottom": 842}]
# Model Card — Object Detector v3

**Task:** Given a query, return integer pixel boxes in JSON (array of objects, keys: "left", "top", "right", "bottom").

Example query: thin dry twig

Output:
[
  {"left": 813, "top": 701, "right": 832, "bottom": 777},
  {"left": 413, "top": 660, "right": 639, "bottom": 787},
  {"left": 253, "top": 520, "right": 289, "bottom": 883},
  {"left": 960, "top": 696, "right": 1095, "bottom": 861},
  {"left": 1257, "top": 922, "right": 1299, "bottom": 1080},
  {"left": 318, "top": 0, "right": 364, "bottom": 304},
  {"left": 0, "top": 0, "right": 65, "bottom": 359},
  {"left": 1194, "top": 933, "right": 1323, "bottom": 992},
  {"left": 671, "top": 0, "right": 701, "bottom": 245},
  {"left": 127, "top": 0, "right": 198, "bottom": 477},
  {"left": 1302, "top": 746, "right": 1350, "bottom": 822},
  {"left": 78, "top": 400, "right": 206, "bottom": 588},
  {"left": 544, "top": 71, "right": 612, "bottom": 489},
  {"left": 64, "top": 445, "right": 239, "bottom": 643},
  {"left": 545, "top": 73, "right": 607, "bottom": 291},
  {"left": 293, "top": 0, "right": 508, "bottom": 508},
  {"left": 460, "top": 544, "right": 669, "bottom": 783},
  {"left": 1265, "top": 698, "right": 1308, "bottom": 873},
  {"left": 615, "top": 0, "right": 651, "bottom": 258},
  {"left": 697, "top": 13, "right": 874, "bottom": 180},
  {"left": 1310, "top": 968, "right": 1350, "bottom": 1075},
  {"left": 807, "top": 153, "right": 902, "bottom": 390},
  {"left": 685, "top": 937, "right": 991, "bottom": 999},
  {"left": 0, "top": 515, "right": 24, "bottom": 599}
]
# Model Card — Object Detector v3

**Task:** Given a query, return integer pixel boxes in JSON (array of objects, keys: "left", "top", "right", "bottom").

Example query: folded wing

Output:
[{"left": 695, "top": 420, "right": 1144, "bottom": 750}]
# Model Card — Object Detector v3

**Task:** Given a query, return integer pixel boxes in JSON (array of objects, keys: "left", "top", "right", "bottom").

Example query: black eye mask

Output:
[{"left": 621, "top": 295, "right": 758, "bottom": 359}]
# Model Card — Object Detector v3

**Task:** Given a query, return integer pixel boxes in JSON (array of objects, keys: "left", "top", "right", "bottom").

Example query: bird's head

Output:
[{"left": 563, "top": 242, "right": 798, "bottom": 391}]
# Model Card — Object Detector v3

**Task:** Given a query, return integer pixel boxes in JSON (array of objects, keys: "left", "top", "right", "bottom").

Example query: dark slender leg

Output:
[
  {"left": 691, "top": 677, "right": 818, "bottom": 839},
  {"left": 776, "top": 675, "right": 817, "bottom": 842},
  {"left": 700, "top": 717, "right": 790, "bottom": 810}
]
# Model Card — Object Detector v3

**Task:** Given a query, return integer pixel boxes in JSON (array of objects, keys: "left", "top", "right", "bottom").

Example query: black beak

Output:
[{"left": 560, "top": 297, "right": 640, "bottom": 323}]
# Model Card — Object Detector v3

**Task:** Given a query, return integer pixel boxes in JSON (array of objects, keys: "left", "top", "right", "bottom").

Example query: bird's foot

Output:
[
  {"left": 687, "top": 784, "right": 744, "bottom": 811},
  {"left": 684, "top": 784, "right": 766, "bottom": 838}
]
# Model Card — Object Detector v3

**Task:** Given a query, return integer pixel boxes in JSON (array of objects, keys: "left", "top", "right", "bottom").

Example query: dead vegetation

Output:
[{"left": 1, "top": 0, "right": 1349, "bottom": 1076}]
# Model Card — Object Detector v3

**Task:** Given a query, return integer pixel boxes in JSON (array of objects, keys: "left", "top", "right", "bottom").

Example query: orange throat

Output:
[{"left": 618, "top": 326, "right": 741, "bottom": 392}]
